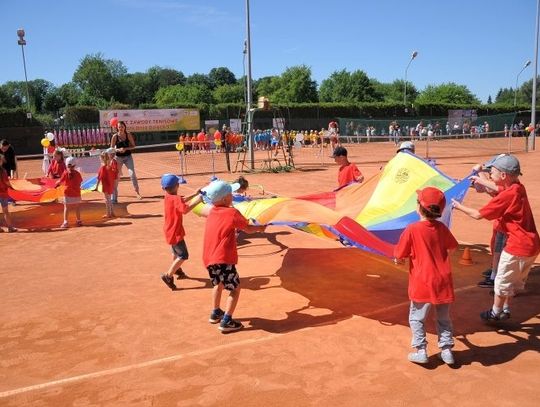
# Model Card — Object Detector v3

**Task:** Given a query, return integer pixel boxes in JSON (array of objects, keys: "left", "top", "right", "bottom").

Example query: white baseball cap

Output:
[{"left": 65, "top": 157, "right": 76, "bottom": 167}]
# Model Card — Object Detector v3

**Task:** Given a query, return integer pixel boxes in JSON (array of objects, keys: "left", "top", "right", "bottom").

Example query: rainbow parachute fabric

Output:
[
  {"left": 8, "top": 176, "right": 99, "bottom": 203},
  {"left": 196, "top": 152, "right": 471, "bottom": 258}
]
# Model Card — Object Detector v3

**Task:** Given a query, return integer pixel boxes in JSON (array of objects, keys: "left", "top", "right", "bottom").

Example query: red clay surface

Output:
[{"left": 2, "top": 140, "right": 540, "bottom": 406}]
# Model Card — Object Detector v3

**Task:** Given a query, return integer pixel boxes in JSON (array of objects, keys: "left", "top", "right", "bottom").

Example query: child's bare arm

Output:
[
  {"left": 452, "top": 199, "right": 482, "bottom": 219},
  {"left": 244, "top": 224, "right": 266, "bottom": 234},
  {"left": 184, "top": 194, "right": 203, "bottom": 213}
]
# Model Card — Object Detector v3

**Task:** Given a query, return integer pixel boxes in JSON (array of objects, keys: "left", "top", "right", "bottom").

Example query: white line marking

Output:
[{"left": 0, "top": 283, "right": 479, "bottom": 399}]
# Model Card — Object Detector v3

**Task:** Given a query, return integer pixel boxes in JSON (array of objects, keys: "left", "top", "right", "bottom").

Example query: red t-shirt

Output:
[
  {"left": 47, "top": 160, "right": 66, "bottom": 178},
  {"left": 338, "top": 163, "right": 362, "bottom": 188},
  {"left": 0, "top": 168, "right": 10, "bottom": 198},
  {"left": 213, "top": 131, "right": 222, "bottom": 141},
  {"left": 59, "top": 169, "right": 83, "bottom": 197},
  {"left": 479, "top": 182, "right": 540, "bottom": 257},
  {"left": 395, "top": 220, "right": 458, "bottom": 304},
  {"left": 110, "top": 160, "right": 119, "bottom": 180},
  {"left": 203, "top": 206, "right": 249, "bottom": 267},
  {"left": 197, "top": 132, "right": 206, "bottom": 142},
  {"left": 163, "top": 194, "right": 188, "bottom": 245},
  {"left": 97, "top": 165, "right": 116, "bottom": 194}
]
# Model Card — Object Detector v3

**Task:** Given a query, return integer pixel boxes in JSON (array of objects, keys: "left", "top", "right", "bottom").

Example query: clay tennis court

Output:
[{"left": 2, "top": 139, "right": 539, "bottom": 406}]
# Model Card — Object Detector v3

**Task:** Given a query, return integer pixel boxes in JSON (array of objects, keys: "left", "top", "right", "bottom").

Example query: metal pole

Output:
[
  {"left": 515, "top": 61, "right": 531, "bottom": 106},
  {"left": 530, "top": 0, "right": 540, "bottom": 151},
  {"left": 245, "top": 0, "right": 254, "bottom": 169},
  {"left": 403, "top": 51, "right": 418, "bottom": 106}
]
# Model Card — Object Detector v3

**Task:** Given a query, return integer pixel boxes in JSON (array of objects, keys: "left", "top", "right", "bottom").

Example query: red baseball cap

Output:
[{"left": 417, "top": 187, "right": 446, "bottom": 215}]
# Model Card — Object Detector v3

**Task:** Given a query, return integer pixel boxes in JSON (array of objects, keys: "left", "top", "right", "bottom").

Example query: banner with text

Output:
[{"left": 100, "top": 109, "right": 200, "bottom": 133}]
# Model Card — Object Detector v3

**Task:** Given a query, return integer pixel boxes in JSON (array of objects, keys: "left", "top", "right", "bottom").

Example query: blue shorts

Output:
[
  {"left": 494, "top": 231, "right": 507, "bottom": 253},
  {"left": 171, "top": 240, "right": 189, "bottom": 260},
  {"left": 0, "top": 197, "right": 9, "bottom": 208}
]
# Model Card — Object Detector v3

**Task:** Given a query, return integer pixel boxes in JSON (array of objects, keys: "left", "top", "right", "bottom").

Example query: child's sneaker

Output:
[
  {"left": 480, "top": 309, "right": 504, "bottom": 322},
  {"left": 219, "top": 318, "right": 244, "bottom": 333},
  {"left": 408, "top": 349, "right": 428, "bottom": 364},
  {"left": 500, "top": 308, "right": 511, "bottom": 320},
  {"left": 60, "top": 221, "right": 69, "bottom": 229},
  {"left": 482, "top": 268, "right": 492, "bottom": 277},
  {"left": 209, "top": 308, "right": 225, "bottom": 324},
  {"left": 161, "top": 274, "right": 177, "bottom": 290},
  {"left": 175, "top": 268, "right": 187, "bottom": 280},
  {"left": 439, "top": 348, "right": 455, "bottom": 365},
  {"left": 76, "top": 220, "right": 83, "bottom": 227},
  {"left": 7, "top": 226, "right": 17, "bottom": 233},
  {"left": 477, "top": 278, "right": 494, "bottom": 288}
]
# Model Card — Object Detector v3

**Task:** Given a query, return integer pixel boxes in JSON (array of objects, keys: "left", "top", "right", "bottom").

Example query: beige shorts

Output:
[
  {"left": 495, "top": 250, "right": 536, "bottom": 296},
  {"left": 64, "top": 196, "right": 82, "bottom": 205}
]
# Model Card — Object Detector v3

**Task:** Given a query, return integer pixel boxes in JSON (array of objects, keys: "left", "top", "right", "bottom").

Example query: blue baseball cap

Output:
[
  {"left": 161, "top": 174, "right": 181, "bottom": 189},
  {"left": 202, "top": 180, "right": 232, "bottom": 204}
]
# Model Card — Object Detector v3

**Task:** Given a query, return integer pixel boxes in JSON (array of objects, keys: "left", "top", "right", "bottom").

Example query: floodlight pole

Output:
[
  {"left": 403, "top": 51, "right": 418, "bottom": 106},
  {"left": 530, "top": 0, "right": 540, "bottom": 151},
  {"left": 17, "top": 29, "right": 31, "bottom": 115},
  {"left": 514, "top": 60, "right": 531, "bottom": 106},
  {"left": 245, "top": 0, "right": 255, "bottom": 169}
]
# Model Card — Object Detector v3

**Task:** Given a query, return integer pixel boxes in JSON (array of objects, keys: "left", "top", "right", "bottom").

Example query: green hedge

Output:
[
  {"left": 0, "top": 108, "right": 42, "bottom": 127},
  {"left": 63, "top": 106, "right": 100, "bottom": 125}
]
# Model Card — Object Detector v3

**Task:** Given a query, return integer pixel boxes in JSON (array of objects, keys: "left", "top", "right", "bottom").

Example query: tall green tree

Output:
[
  {"left": 154, "top": 84, "right": 214, "bottom": 106},
  {"left": 371, "top": 79, "right": 418, "bottom": 103},
  {"left": 147, "top": 66, "right": 185, "bottom": 90},
  {"left": 209, "top": 67, "right": 237, "bottom": 88},
  {"left": 319, "top": 69, "right": 378, "bottom": 102},
  {"left": 416, "top": 82, "right": 480, "bottom": 104},
  {"left": 269, "top": 65, "right": 318, "bottom": 103},
  {"left": 185, "top": 73, "right": 213, "bottom": 89},
  {"left": 57, "top": 82, "right": 82, "bottom": 106},
  {"left": 213, "top": 83, "right": 244, "bottom": 103},
  {"left": 495, "top": 87, "right": 514, "bottom": 104},
  {"left": 72, "top": 53, "right": 127, "bottom": 101}
]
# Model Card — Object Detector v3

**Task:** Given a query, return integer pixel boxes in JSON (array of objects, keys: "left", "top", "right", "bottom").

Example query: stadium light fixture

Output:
[
  {"left": 17, "top": 29, "right": 32, "bottom": 117},
  {"left": 403, "top": 51, "right": 419, "bottom": 106},
  {"left": 514, "top": 60, "right": 532, "bottom": 106}
]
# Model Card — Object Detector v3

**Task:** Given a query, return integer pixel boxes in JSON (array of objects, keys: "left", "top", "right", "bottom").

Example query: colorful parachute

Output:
[
  {"left": 195, "top": 152, "right": 471, "bottom": 258},
  {"left": 8, "top": 176, "right": 99, "bottom": 203}
]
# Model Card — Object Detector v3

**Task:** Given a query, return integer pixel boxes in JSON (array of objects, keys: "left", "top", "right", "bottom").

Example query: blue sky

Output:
[{"left": 0, "top": 0, "right": 537, "bottom": 102}]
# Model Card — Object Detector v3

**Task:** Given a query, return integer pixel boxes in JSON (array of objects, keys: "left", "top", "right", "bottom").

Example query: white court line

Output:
[{"left": 0, "top": 283, "right": 479, "bottom": 399}]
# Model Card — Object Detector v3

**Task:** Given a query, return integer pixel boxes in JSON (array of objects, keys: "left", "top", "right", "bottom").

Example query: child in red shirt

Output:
[
  {"left": 0, "top": 154, "right": 17, "bottom": 232},
  {"left": 57, "top": 157, "right": 83, "bottom": 228},
  {"left": 332, "top": 146, "right": 364, "bottom": 189},
  {"left": 395, "top": 187, "right": 458, "bottom": 365},
  {"left": 96, "top": 151, "right": 117, "bottom": 218},
  {"left": 160, "top": 174, "right": 203, "bottom": 291},
  {"left": 47, "top": 150, "right": 67, "bottom": 179},
  {"left": 453, "top": 155, "right": 540, "bottom": 322},
  {"left": 202, "top": 180, "right": 265, "bottom": 333}
]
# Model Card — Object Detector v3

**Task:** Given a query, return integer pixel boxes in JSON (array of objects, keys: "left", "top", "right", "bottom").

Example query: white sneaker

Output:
[
  {"left": 408, "top": 349, "right": 428, "bottom": 364},
  {"left": 439, "top": 349, "right": 455, "bottom": 365}
]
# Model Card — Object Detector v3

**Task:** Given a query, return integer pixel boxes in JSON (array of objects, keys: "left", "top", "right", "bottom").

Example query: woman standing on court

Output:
[{"left": 110, "top": 121, "right": 142, "bottom": 202}]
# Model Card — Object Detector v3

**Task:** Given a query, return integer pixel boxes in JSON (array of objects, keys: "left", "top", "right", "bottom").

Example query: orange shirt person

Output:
[{"left": 332, "top": 146, "right": 364, "bottom": 189}]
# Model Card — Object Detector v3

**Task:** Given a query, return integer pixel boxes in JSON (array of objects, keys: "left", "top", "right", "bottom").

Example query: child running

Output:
[
  {"left": 95, "top": 151, "right": 116, "bottom": 218},
  {"left": 47, "top": 149, "right": 66, "bottom": 179},
  {"left": 203, "top": 180, "right": 265, "bottom": 333},
  {"left": 452, "top": 154, "right": 540, "bottom": 322},
  {"left": 0, "top": 154, "right": 17, "bottom": 232},
  {"left": 395, "top": 187, "right": 458, "bottom": 365},
  {"left": 160, "top": 174, "right": 203, "bottom": 290},
  {"left": 332, "top": 146, "right": 364, "bottom": 189},
  {"left": 57, "top": 157, "right": 83, "bottom": 228}
]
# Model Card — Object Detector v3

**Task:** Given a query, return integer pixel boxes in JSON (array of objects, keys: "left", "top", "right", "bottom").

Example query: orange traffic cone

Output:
[{"left": 459, "top": 247, "right": 474, "bottom": 266}]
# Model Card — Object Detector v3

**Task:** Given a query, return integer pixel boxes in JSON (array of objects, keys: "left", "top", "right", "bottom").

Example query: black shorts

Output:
[
  {"left": 171, "top": 240, "right": 189, "bottom": 260},
  {"left": 207, "top": 264, "right": 239, "bottom": 291}
]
